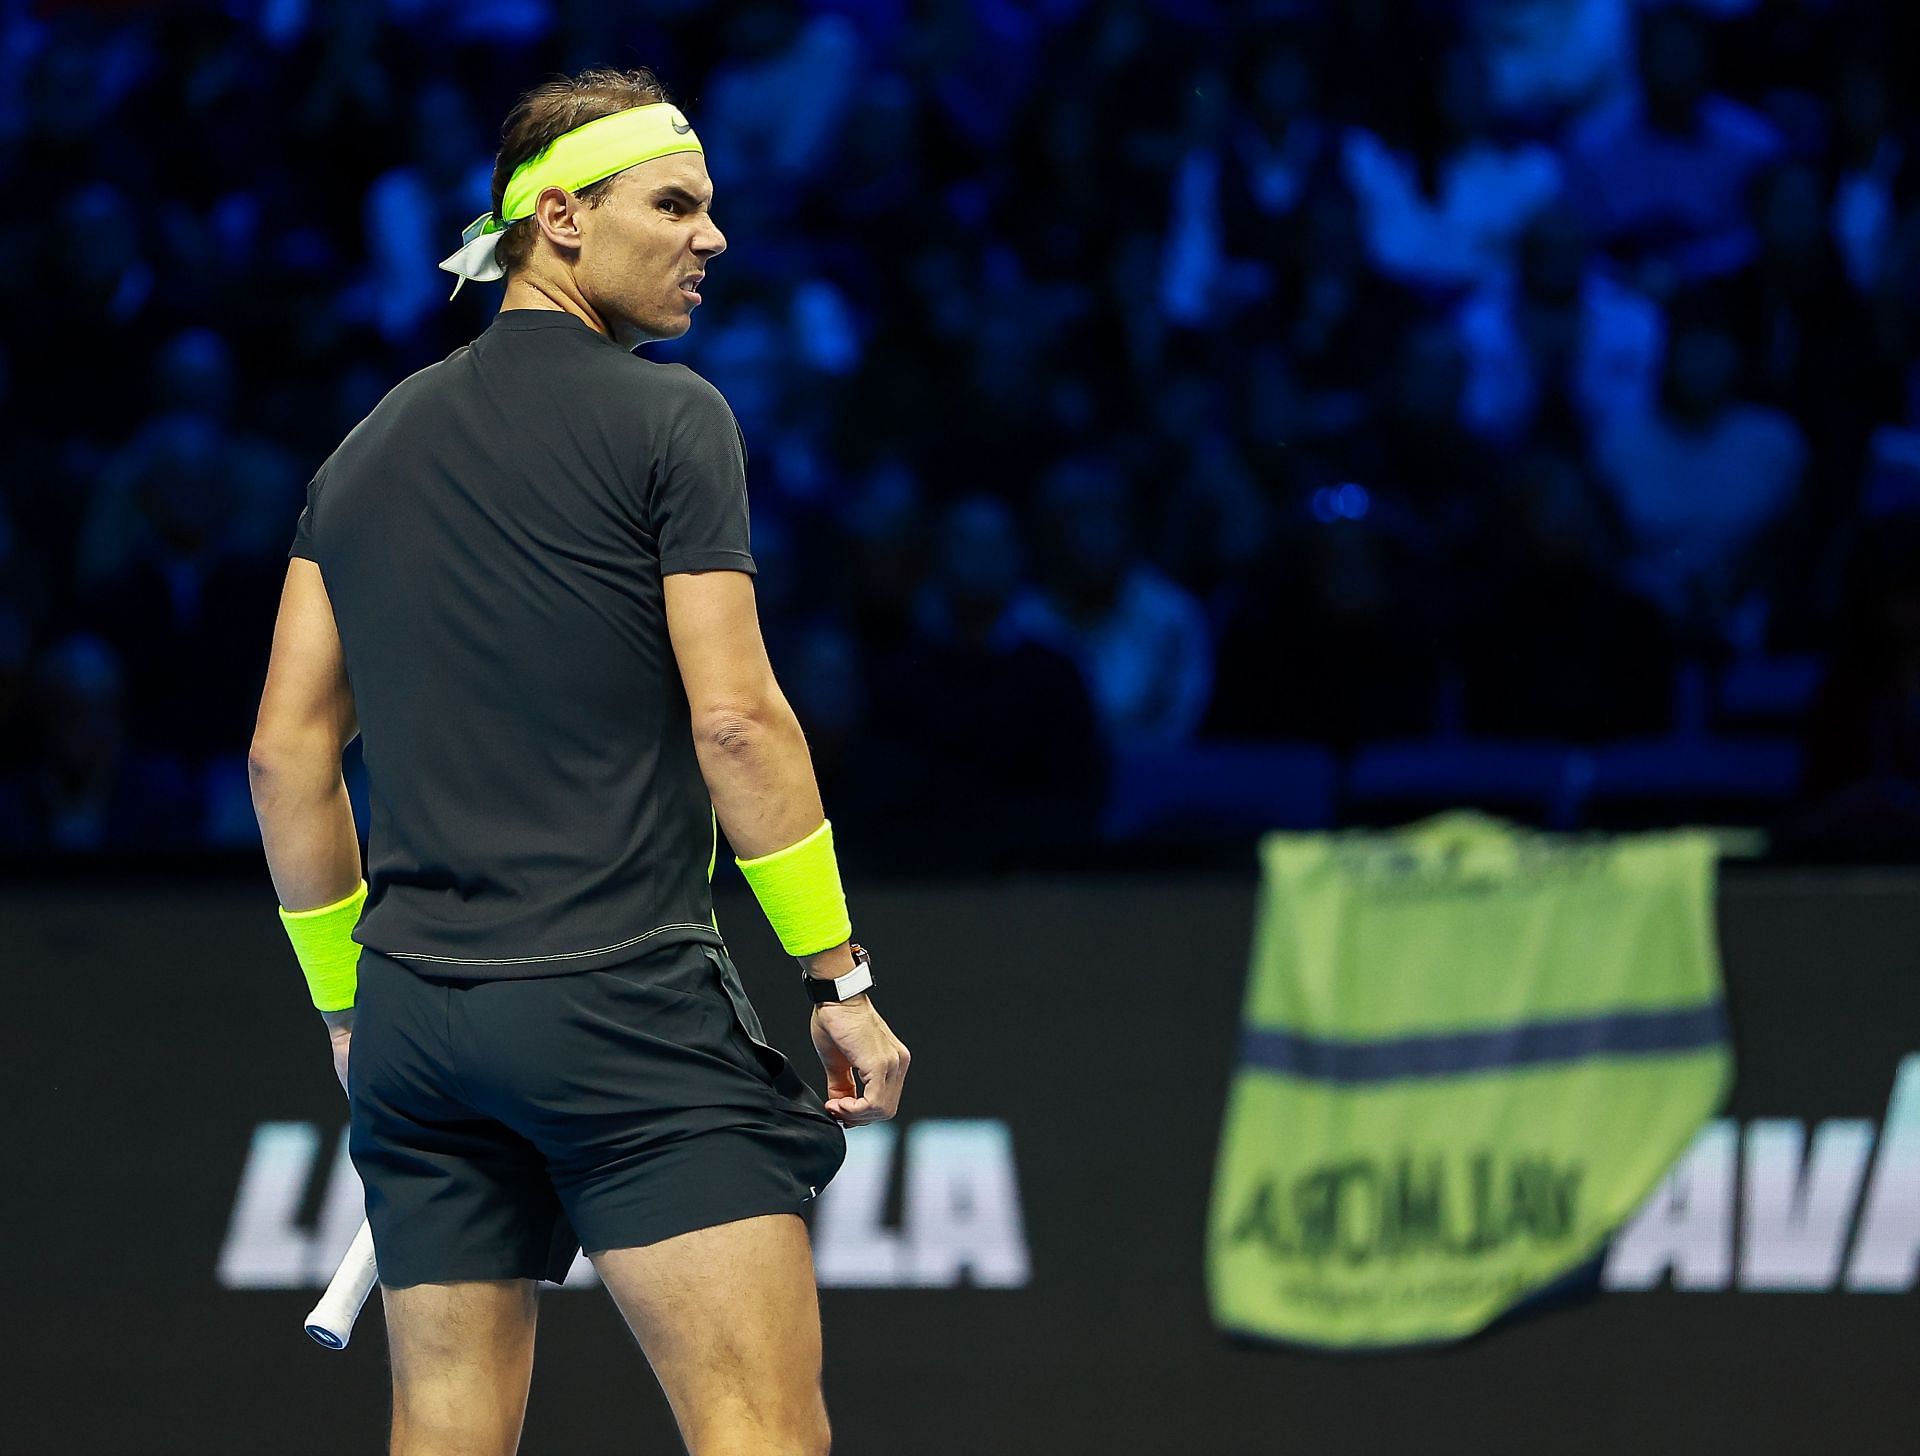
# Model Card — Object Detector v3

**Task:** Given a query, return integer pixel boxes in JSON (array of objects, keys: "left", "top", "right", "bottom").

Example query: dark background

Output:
[
  {"left": 8, "top": 0, "right": 1920, "bottom": 869},
  {"left": 7, "top": 869, "right": 1914, "bottom": 1454}
]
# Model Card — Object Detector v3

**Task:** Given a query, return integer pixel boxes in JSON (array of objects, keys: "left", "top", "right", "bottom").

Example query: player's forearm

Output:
[
  {"left": 692, "top": 697, "right": 855, "bottom": 976},
  {"left": 693, "top": 693, "right": 828, "bottom": 862},
  {"left": 248, "top": 750, "right": 363, "bottom": 912}
]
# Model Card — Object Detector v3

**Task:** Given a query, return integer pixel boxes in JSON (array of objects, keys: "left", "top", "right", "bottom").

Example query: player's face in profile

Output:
[{"left": 580, "top": 153, "right": 726, "bottom": 346}]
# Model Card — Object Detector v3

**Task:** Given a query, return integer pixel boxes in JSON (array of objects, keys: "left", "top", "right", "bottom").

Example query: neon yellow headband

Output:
[{"left": 438, "top": 102, "right": 703, "bottom": 295}]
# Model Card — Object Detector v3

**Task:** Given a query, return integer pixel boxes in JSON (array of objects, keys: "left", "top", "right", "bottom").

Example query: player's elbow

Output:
[
  {"left": 246, "top": 729, "right": 335, "bottom": 790},
  {"left": 246, "top": 745, "right": 298, "bottom": 810},
  {"left": 246, "top": 738, "right": 295, "bottom": 787},
  {"left": 699, "top": 711, "right": 759, "bottom": 755},
  {"left": 691, "top": 696, "right": 792, "bottom": 756}
]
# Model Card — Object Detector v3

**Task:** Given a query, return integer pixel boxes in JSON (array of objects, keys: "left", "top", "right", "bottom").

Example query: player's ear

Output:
[{"left": 532, "top": 185, "right": 586, "bottom": 257}]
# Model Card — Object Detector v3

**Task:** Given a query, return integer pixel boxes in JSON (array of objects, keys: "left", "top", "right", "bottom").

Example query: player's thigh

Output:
[
  {"left": 593, "top": 1213, "right": 828, "bottom": 1451},
  {"left": 383, "top": 1278, "right": 539, "bottom": 1455}
]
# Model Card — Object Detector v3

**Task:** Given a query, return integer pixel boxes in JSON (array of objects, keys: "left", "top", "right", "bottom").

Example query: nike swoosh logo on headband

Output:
[{"left": 672, "top": 120, "right": 693, "bottom": 134}]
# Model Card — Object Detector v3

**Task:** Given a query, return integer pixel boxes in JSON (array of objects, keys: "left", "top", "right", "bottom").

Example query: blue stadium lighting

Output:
[{"left": 1311, "top": 484, "right": 1372, "bottom": 523}]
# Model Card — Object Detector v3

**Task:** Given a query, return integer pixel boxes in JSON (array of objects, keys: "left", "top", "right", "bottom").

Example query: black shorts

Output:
[{"left": 347, "top": 938, "right": 847, "bottom": 1287}]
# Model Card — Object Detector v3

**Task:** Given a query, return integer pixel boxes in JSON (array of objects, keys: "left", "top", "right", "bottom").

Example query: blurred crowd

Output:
[{"left": 4, "top": 0, "right": 1920, "bottom": 866}]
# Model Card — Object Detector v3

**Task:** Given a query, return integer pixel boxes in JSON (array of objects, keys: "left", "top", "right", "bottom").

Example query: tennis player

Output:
[{"left": 248, "top": 67, "right": 909, "bottom": 1456}]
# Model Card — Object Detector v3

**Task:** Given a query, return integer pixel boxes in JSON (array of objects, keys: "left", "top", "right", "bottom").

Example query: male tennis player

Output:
[{"left": 249, "top": 67, "right": 909, "bottom": 1456}]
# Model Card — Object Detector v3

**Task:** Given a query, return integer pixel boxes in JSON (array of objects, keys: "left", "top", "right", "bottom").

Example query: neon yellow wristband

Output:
[
  {"left": 278, "top": 879, "right": 367, "bottom": 1013},
  {"left": 734, "top": 820, "right": 852, "bottom": 958}
]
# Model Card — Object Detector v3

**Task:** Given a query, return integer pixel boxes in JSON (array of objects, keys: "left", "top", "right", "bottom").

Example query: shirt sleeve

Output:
[
  {"left": 287, "top": 467, "right": 321, "bottom": 562},
  {"left": 651, "top": 373, "right": 757, "bottom": 577}
]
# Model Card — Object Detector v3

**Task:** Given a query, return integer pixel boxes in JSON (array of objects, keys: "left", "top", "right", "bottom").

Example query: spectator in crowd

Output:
[
  {"left": 1473, "top": 0, "right": 1633, "bottom": 123},
  {"left": 1828, "top": 45, "right": 1906, "bottom": 296},
  {"left": 1592, "top": 315, "right": 1807, "bottom": 646},
  {"left": 1564, "top": 6, "right": 1782, "bottom": 289},
  {"left": 1153, "top": 427, "right": 1272, "bottom": 618},
  {"left": 1007, "top": 458, "right": 1215, "bottom": 755},
  {"left": 1231, "top": 43, "right": 1335, "bottom": 227},
  {"left": 699, "top": 4, "right": 864, "bottom": 212},
  {"left": 0, "top": 635, "right": 199, "bottom": 851},
  {"left": 1159, "top": 69, "right": 1247, "bottom": 330},
  {"left": 1340, "top": 44, "right": 1563, "bottom": 297},
  {"left": 348, "top": 80, "right": 494, "bottom": 345},
  {"left": 22, "top": 183, "right": 157, "bottom": 450},
  {"left": 1245, "top": 193, "right": 1416, "bottom": 463},
  {"left": 1206, "top": 514, "right": 1444, "bottom": 750},
  {"left": 841, "top": 457, "right": 932, "bottom": 663},
  {"left": 1454, "top": 202, "right": 1665, "bottom": 445},
  {"left": 75, "top": 330, "right": 298, "bottom": 587},
  {"left": 872, "top": 496, "right": 1107, "bottom": 867},
  {"left": 1354, "top": 322, "right": 1504, "bottom": 555},
  {"left": 768, "top": 616, "right": 896, "bottom": 867},
  {"left": 1722, "top": 165, "right": 1906, "bottom": 542},
  {"left": 70, "top": 407, "right": 286, "bottom": 763}
]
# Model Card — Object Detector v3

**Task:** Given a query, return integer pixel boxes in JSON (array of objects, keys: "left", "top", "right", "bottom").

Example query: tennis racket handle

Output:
[{"left": 304, "top": 1219, "right": 378, "bottom": 1350}]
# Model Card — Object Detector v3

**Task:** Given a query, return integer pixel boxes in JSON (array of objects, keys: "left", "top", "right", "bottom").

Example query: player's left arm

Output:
[{"left": 250, "top": 558, "right": 363, "bottom": 918}]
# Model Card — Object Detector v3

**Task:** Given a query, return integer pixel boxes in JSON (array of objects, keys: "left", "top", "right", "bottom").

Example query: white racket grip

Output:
[{"left": 304, "top": 1218, "right": 378, "bottom": 1350}]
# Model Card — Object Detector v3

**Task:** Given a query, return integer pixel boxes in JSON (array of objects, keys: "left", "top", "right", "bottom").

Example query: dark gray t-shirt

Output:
[{"left": 289, "top": 309, "right": 753, "bottom": 977}]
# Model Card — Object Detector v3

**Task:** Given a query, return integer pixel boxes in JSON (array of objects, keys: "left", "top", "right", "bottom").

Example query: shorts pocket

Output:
[
  {"left": 702, "top": 948, "right": 843, "bottom": 1132},
  {"left": 700, "top": 946, "right": 797, "bottom": 1084}
]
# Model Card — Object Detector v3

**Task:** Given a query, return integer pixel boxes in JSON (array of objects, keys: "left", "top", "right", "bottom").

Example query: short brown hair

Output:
[{"left": 489, "top": 66, "right": 672, "bottom": 276}]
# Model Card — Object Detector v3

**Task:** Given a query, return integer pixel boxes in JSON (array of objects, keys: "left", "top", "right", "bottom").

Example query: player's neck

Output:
[{"left": 499, "top": 276, "right": 613, "bottom": 341}]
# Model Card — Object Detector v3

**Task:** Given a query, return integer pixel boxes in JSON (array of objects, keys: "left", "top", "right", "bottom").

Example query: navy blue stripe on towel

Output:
[{"left": 1240, "top": 1004, "right": 1727, "bottom": 1085}]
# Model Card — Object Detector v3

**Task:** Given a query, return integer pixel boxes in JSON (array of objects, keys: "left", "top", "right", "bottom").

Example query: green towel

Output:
[{"left": 1207, "top": 812, "right": 1732, "bottom": 1348}]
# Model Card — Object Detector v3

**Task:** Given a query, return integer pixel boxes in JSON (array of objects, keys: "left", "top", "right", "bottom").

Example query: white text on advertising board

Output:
[
  {"left": 218, "top": 1119, "right": 1030, "bottom": 1291},
  {"left": 1605, "top": 1055, "right": 1919, "bottom": 1292}
]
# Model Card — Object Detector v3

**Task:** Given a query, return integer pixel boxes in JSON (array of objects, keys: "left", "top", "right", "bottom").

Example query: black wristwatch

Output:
[{"left": 803, "top": 943, "right": 874, "bottom": 1005}]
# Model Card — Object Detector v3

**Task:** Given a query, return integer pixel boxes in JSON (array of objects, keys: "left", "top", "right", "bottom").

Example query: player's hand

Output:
[
  {"left": 325, "top": 1013, "right": 353, "bottom": 1098},
  {"left": 810, "top": 997, "right": 909, "bottom": 1126}
]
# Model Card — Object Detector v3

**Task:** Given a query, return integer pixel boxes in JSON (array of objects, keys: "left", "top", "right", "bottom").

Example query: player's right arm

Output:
[
  {"left": 663, "top": 568, "right": 909, "bottom": 1125},
  {"left": 663, "top": 569, "right": 833, "bottom": 926}
]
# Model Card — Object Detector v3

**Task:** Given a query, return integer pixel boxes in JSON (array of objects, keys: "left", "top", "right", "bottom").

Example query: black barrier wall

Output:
[{"left": 5, "top": 869, "right": 1917, "bottom": 1455}]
